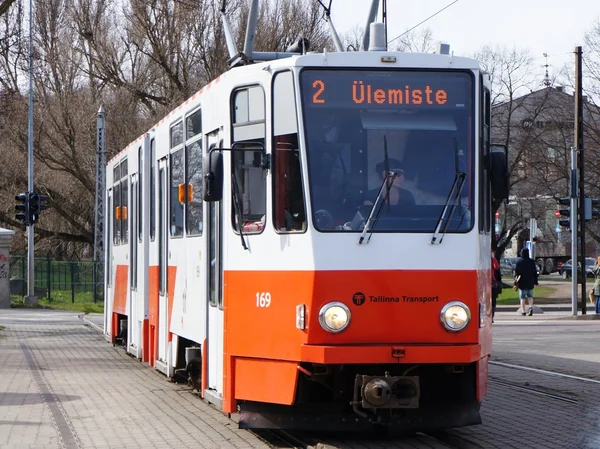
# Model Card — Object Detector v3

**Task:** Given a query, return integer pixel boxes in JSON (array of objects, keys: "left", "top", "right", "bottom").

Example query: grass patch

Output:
[
  {"left": 11, "top": 291, "right": 104, "bottom": 314},
  {"left": 497, "top": 284, "right": 555, "bottom": 305}
]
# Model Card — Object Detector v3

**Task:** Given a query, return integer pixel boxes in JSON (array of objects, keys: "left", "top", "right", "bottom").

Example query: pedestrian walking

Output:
[
  {"left": 491, "top": 250, "right": 502, "bottom": 323},
  {"left": 514, "top": 248, "right": 539, "bottom": 316},
  {"left": 591, "top": 256, "right": 600, "bottom": 315}
]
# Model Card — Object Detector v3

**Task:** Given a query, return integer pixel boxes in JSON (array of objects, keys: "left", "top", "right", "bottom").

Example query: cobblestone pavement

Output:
[
  {"left": 0, "top": 310, "right": 270, "bottom": 449},
  {"left": 2, "top": 309, "right": 600, "bottom": 449}
]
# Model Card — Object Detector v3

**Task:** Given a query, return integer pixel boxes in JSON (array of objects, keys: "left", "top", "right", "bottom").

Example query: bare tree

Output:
[
  {"left": 0, "top": 0, "right": 17, "bottom": 17},
  {"left": 392, "top": 27, "right": 436, "bottom": 53}
]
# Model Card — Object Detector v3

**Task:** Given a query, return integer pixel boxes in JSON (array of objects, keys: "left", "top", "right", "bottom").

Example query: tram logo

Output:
[{"left": 352, "top": 292, "right": 366, "bottom": 306}]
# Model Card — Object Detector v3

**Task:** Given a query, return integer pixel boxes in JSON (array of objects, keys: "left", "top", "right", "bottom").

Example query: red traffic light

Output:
[
  {"left": 495, "top": 211, "right": 500, "bottom": 219},
  {"left": 555, "top": 209, "right": 560, "bottom": 218}
]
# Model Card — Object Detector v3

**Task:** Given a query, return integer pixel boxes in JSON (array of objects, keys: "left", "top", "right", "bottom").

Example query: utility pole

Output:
[
  {"left": 575, "top": 46, "right": 586, "bottom": 315},
  {"left": 94, "top": 106, "right": 106, "bottom": 303},
  {"left": 570, "top": 147, "right": 578, "bottom": 316},
  {"left": 25, "top": 0, "right": 36, "bottom": 306}
]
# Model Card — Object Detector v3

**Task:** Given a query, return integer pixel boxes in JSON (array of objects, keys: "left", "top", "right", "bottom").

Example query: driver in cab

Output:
[{"left": 363, "top": 158, "right": 416, "bottom": 209}]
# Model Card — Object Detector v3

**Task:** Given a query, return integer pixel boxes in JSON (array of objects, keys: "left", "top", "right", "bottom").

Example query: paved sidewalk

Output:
[{"left": 0, "top": 309, "right": 269, "bottom": 449}]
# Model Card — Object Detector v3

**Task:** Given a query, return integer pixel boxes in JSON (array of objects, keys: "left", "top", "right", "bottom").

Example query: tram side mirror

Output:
[
  {"left": 490, "top": 144, "right": 509, "bottom": 202},
  {"left": 204, "top": 150, "right": 223, "bottom": 202}
]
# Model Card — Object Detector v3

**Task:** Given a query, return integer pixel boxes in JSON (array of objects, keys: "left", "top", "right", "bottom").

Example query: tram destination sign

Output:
[{"left": 301, "top": 69, "right": 472, "bottom": 110}]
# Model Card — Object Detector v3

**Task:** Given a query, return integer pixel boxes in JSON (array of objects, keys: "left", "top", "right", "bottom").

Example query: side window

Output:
[
  {"left": 113, "top": 165, "right": 121, "bottom": 245},
  {"left": 112, "top": 159, "right": 129, "bottom": 245},
  {"left": 186, "top": 140, "right": 203, "bottom": 235},
  {"left": 171, "top": 121, "right": 183, "bottom": 148},
  {"left": 186, "top": 109, "right": 202, "bottom": 140},
  {"left": 480, "top": 80, "right": 492, "bottom": 233},
  {"left": 121, "top": 160, "right": 129, "bottom": 244},
  {"left": 231, "top": 85, "right": 266, "bottom": 234},
  {"left": 170, "top": 149, "right": 184, "bottom": 237},
  {"left": 150, "top": 139, "right": 156, "bottom": 241},
  {"left": 185, "top": 109, "right": 203, "bottom": 236},
  {"left": 272, "top": 71, "right": 305, "bottom": 232}
]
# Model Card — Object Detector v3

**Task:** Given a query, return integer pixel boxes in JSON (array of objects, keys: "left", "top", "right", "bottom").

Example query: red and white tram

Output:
[{"left": 104, "top": 3, "right": 509, "bottom": 431}]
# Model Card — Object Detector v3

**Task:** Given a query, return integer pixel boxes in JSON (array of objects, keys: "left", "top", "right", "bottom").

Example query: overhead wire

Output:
[{"left": 387, "top": 0, "right": 459, "bottom": 45}]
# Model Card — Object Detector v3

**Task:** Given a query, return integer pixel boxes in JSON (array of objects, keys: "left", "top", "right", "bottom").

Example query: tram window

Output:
[
  {"left": 273, "top": 140, "right": 305, "bottom": 232},
  {"left": 113, "top": 181, "right": 121, "bottom": 245},
  {"left": 186, "top": 140, "right": 203, "bottom": 235},
  {"left": 479, "top": 83, "right": 492, "bottom": 233},
  {"left": 231, "top": 85, "right": 266, "bottom": 234},
  {"left": 248, "top": 86, "right": 265, "bottom": 122},
  {"left": 120, "top": 158, "right": 128, "bottom": 178},
  {"left": 234, "top": 90, "right": 249, "bottom": 123},
  {"left": 231, "top": 141, "right": 266, "bottom": 234},
  {"left": 186, "top": 109, "right": 202, "bottom": 140},
  {"left": 233, "top": 86, "right": 265, "bottom": 124},
  {"left": 272, "top": 71, "right": 305, "bottom": 233},
  {"left": 121, "top": 178, "right": 128, "bottom": 244},
  {"left": 150, "top": 138, "right": 156, "bottom": 241},
  {"left": 171, "top": 121, "right": 183, "bottom": 148},
  {"left": 113, "top": 165, "right": 120, "bottom": 185},
  {"left": 170, "top": 148, "right": 184, "bottom": 237}
]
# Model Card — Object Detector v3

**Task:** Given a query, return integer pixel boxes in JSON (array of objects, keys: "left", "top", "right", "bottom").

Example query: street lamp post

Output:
[{"left": 24, "top": 0, "right": 36, "bottom": 306}]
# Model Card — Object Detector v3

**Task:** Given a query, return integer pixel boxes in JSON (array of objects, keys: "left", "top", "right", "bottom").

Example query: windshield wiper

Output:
[
  {"left": 358, "top": 136, "right": 394, "bottom": 245},
  {"left": 431, "top": 138, "right": 466, "bottom": 245}
]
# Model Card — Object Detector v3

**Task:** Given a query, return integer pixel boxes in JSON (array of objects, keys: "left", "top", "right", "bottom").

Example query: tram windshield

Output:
[{"left": 300, "top": 69, "right": 474, "bottom": 234}]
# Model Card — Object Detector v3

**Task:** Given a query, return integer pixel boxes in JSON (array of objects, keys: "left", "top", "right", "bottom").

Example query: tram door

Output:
[
  {"left": 104, "top": 189, "right": 113, "bottom": 340},
  {"left": 128, "top": 174, "right": 140, "bottom": 358},
  {"left": 206, "top": 130, "right": 224, "bottom": 404},
  {"left": 157, "top": 158, "right": 170, "bottom": 373}
]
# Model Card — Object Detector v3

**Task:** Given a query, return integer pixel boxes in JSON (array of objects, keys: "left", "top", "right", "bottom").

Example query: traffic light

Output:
[
  {"left": 27, "top": 192, "right": 50, "bottom": 224},
  {"left": 584, "top": 197, "right": 600, "bottom": 221},
  {"left": 557, "top": 197, "right": 570, "bottom": 228},
  {"left": 15, "top": 192, "right": 29, "bottom": 226},
  {"left": 28, "top": 192, "right": 39, "bottom": 224}
]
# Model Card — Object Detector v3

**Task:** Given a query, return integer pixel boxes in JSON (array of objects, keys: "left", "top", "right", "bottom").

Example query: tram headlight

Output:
[
  {"left": 318, "top": 302, "right": 351, "bottom": 333},
  {"left": 440, "top": 301, "right": 471, "bottom": 331}
]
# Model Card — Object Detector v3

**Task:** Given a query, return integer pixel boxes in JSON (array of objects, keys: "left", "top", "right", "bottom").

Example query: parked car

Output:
[
  {"left": 500, "top": 256, "right": 540, "bottom": 278},
  {"left": 500, "top": 257, "right": 519, "bottom": 276},
  {"left": 559, "top": 257, "right": 596, "bottom": 279}
]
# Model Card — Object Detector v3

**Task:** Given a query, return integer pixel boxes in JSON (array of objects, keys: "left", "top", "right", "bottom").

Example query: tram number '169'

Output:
[{"left": 256, "top": 292, "right": 272, "bottom": 308}]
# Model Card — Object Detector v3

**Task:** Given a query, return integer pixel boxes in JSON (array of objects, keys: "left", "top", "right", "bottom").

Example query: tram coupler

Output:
[{"left": 353, "top": 373, "right": 420, "bottom": 411}]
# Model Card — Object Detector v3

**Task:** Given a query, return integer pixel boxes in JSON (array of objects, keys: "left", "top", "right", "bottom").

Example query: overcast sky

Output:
[{"left": 329, "top": 0, "right": 599, "bottom": 80}]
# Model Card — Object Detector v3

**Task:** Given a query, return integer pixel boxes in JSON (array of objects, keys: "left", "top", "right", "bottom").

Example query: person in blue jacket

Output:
[{"left": 514, "top": 247, "right": 539, "bottom": 316}]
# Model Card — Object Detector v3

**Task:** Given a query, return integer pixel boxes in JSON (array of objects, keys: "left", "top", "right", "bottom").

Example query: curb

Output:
[
  {"left": 78, "top": 314, "right": 104, "bottom": 333},
  {"left": 497, "top": 305, "right": 597, "bottom": 313}
]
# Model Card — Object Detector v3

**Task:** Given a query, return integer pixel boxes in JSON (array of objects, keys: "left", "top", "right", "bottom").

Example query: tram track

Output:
[
  {"left": 252, "top": 429, "right": 316, "bottom": 448},
  {"left": 490, "top": 360, "right": 600, "bottom": 385},
  {"left": 251, "top": 427, "right": 486, "bottom": 449},
  {"left": 488, "top": 377, "right": 578, "bottom": 404},
  {"left": 487, "top": 359, "right": 600, "bottom": 406}
]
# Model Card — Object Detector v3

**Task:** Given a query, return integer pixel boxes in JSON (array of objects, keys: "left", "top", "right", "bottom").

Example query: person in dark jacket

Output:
[{"left": 514, "top": 248, "right": 539, "bottom": 316}]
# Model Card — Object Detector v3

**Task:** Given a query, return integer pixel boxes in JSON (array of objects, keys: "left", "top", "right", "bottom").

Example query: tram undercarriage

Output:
[{"left": 237, "top": 362, "right": 481, "bottom": 431}]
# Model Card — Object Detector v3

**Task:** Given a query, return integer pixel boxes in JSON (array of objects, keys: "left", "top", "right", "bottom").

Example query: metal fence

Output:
[{"left": 9, "top": 256, "right": 104, "bottom": 303}]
